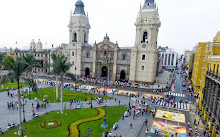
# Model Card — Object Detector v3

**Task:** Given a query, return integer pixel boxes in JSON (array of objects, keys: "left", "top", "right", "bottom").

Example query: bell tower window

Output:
[
  {"left": 142, "top": 32, "right": 148, "bottom": 43},
  {"left": 104, "top": 51, "right": 107, "bottom": 56},
  {"left": 84, "top": 33, "right": 87, "bottom": 43},
  {"left": 73, "top": 33, "right": 77, "bottom": 42},
  {"left": 86, "top": 52, "right": 89, "bottom": 58},
  {"left": 142, "top": 54, "right": 146, "bottom": 60},
  {"left": 122, "top": 54, "right": 126, "bottom": 60}
]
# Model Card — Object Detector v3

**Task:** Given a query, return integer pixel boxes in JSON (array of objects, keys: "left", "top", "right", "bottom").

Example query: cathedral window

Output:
[
  {"left": 142, "top": 54, "right": 146, "bottom": 60},
  {"left": 73, "top": 33, "right": 77, "bottom": 42},
  {"left": 84, "top": 33, "right": 87, "bottom": 43},
  {"left": 122, "top": 54, "right": 126, "bottom": 60},
  {"left": 104, "top": 51, "right": 107, "bottom": 56},
  {"left": 72, "top": 51, "right": 74, "bottom": 56},
  {"left": 72, "top": 61, "right": 74, "bottom": 65},
  {"left": 86, "top": 52, "right": 89, "bottom": 58},
  {"left": 141, "top": 66, "right": 145, "bottom": 71},
  {"left": 142, "top": 32, "right": 148, "bottom": 43}
]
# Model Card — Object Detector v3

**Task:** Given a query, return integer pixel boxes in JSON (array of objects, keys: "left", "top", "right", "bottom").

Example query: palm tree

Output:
[
  {"left": 50, "top": 54, "right": 60, "bottom": 100},
  {"left": 0, "top": 75, "right": 8, "bottom": 90},
  {"left": 51, "top": 53, "right": 71, "bottom": 114},
  {"left": 3, "top": 56, "right": 28, "bottom": 136},
  {"left": 22, "top": 54, "right": 40, "bottom": 99}
]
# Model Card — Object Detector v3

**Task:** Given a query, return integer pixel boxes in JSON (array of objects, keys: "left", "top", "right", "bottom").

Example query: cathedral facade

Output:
[{"left": 51, "top": 0, "right": 161, "bottom": 83}]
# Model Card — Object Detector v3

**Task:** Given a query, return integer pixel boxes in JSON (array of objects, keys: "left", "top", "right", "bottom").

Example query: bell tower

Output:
[
  {"left": 129, "top": 0, "right": 161, "bottom": 83},
  {"left": 68, "top": 0, "right": 90, "bottom": 46},
  {"left": 68, "top": 0, "right": 91, "bottom": 77}
]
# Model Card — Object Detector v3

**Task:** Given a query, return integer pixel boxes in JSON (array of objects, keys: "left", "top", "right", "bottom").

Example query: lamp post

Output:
[
  {"left": 101, "top": 81, "right": 108, "bottom": 129},
  {"left": 22, "top": 96, "right": 26, "bottom": 123},
  {"left": 84, "top": 85, "right": 87, "bottom": 101},
  {"left": 90, "top": 89, "right": 93, "bottom": 108},
  {"left": 74, "top": 67, "right": 77, "bottom": 92},
  {"left": 28, "top": 87, "right": 31, "bottom": 100},
  {"left": 127, "top": 94, "right": 131, "bottom": 110}
]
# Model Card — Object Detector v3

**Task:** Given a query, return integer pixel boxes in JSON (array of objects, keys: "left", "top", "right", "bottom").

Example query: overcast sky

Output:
[{"left": 0, "top": 0, "right": 219, "bottom": 54}]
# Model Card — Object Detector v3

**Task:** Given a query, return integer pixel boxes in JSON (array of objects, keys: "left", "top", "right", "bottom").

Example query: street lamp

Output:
[
  {"left": 90, "top": 89, "right": 93, "bottom": 108},
  {"left": 74, "top": 67, "right": 77, "bottom": 92},
  {"left": 22, "top": 96, "right": 26, "bottom": 123},
  {"left": 127, "top": 94, "right": 131, "bottom": 110},
  {"left": 101, "top": 81, "right": 108, "bottom": 129},
  {"left": 84, "top": 87, "right": 87, "bottom": 101}
]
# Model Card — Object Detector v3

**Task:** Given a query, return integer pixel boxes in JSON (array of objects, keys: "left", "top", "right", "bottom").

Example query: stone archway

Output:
[
  {"left": 101, "top": 66, "right": 108, "bottom": 78},
  {"left": 120, "top": 70, "right": 126, "bottom": 80},
  {"left": 85, "top": 68, "right": 90, "bottom": 77}
]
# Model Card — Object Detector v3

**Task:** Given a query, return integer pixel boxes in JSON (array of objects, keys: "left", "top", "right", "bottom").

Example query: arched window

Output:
[
  {"left": 72, "top": 51, "right": 74, "bottom": 56},
  {"left": 142, "top": 32, "right": 148, "bottom": 43},
  {"left": 104, "top": 51, "right": 107, "bottom": 56},
  {"left": 122, "top": 54, "right": 126, "bottom": 60},
  {"left": 73, "top": 33, "right": 77, "bottom": 42},
  {"left": 141, "top": 66, "right": 145, "bottom": 71},
  {"left": 85, "top": 52, "right": 89, "bottom": 58},
  {"left": 84, "top": 33, "right": 87, "bottom": 43},
  {"left": 142, "top": 54, "right": 146, "bottom": 60}
]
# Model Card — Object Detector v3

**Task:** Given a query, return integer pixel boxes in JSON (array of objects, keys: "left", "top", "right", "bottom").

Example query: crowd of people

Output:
[{"left": 7, "top": 101, "right": 18, "bottom": 110}]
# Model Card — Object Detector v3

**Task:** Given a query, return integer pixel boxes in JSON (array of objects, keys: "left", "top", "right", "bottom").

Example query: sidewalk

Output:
[
  {"left": 189, "top": 104, "right": 207, "bottom": 136},
  {"left": 110, "top": 112, "right": 148, "bottom": 137}
]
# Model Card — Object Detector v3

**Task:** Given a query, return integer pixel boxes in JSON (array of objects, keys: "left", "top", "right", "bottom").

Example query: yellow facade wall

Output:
[
  {"left": 199, "top": 32, "right": 220, "bottom": 137},
  {"left": 191, "top": 42, "right": 207, "bottom": 93},
  {"left": 189, "top": 53, "right": 194, "bottom": 72}
]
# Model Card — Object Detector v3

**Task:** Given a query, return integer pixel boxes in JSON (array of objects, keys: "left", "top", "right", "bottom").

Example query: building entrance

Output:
[{"left": 101, "top": 66, "right": 108, "bottom": 78}]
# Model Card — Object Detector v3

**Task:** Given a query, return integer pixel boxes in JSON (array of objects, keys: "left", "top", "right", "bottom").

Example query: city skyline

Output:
[{"left": 0, "top": 0, "right": 219, "bottom": 54}]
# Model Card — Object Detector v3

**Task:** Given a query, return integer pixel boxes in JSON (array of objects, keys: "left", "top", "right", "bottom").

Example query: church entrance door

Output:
[
  {"left": 120, "top": 70, "right": 126, "bottom": 80},
  {"left": 85, "top": 68, "right": 90, "bottom": 77},
  {"left": 101, "top": 66, "right": 108, "bottom": 78}
]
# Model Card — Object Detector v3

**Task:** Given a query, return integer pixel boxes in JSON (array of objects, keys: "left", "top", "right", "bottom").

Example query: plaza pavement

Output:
[
  {"left": 0, "top": 83, "right": 150, "bottom": 137},
  {"left": 1, "top": 79, "right": 194, "bottom": 137}
]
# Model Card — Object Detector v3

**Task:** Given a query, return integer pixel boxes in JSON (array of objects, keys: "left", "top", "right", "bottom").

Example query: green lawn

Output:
[
  {"left": 1, "top": 106, "right": 127, "bottom": 137},
  {"left": 79, "top": 106, "right": 127, "bottom": 137},
  {"left": 0, "top": 82, "right": 27, "bottom": 92},
  {"left": 22, "top": 87, "right": 112, "bottom": 103}
]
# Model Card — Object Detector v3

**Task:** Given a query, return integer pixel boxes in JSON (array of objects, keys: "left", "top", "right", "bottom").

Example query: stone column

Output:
[
  {"left": 216, "top": 100, "right": 220, "bottom": 125},
  {"left": 206, "top": 79, "right": 211, "bottom": 110},
  {"left": 213, "top": 84, "right": 219, "bottom": 117},
  {"left": 112, "top": 48, "right": 118, "bottom": 81},
  {"left": 203, "top": 83, "right": 208, "bottom": 104},
  {"left": 211, "top": 83, "right": 217, "bottom": 117},
  {"left": 208, "top": 82, "right": 214, "bottom": 116},
  {"left": 92, "top": 47, "right": 96, "bottom": 78}
]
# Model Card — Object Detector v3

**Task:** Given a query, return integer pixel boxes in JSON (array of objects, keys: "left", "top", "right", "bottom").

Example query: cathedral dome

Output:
[
  {"left": 142, "top": 0, "right": 156, "bottom": 9},
  {"left": 73, "top": 0, "right": 86, "bottom": 15}
]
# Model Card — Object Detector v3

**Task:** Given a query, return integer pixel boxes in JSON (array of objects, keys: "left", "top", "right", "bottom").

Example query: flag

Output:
[{"left": 16, "top": 41, "right": 17, "bottom": 44}]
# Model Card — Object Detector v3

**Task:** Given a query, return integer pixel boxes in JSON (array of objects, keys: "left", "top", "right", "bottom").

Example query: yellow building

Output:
[
  {"left": 6, "top": 51, "right": 15, "bottom": 59},
  {"left": 191, "top": 42, "right": 207, "bottom": 93},
  {"left": 198, "top": 32, "right": 220, "bottom": 137}
]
